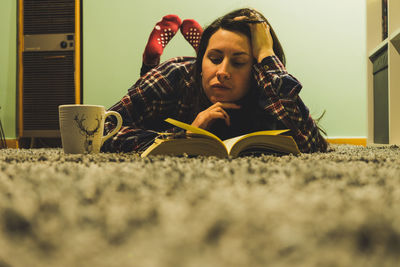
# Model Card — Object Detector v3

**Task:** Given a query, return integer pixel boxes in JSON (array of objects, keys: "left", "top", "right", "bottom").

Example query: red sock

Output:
[
  {"left": 143, "top": 15, "right": 182, "bottom": 66},
  {"left": 180, "top": 19, "right": 203, "bottom": 52}
]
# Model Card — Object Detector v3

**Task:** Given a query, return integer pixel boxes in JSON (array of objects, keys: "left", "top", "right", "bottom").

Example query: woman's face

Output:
[{"left": 201, "top": 29, "right": 253, "bottom": 104}]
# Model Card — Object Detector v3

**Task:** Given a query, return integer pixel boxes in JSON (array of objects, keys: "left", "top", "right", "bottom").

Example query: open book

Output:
[{"left": 141, "top": 118, "right": 301, "bottom": 158}]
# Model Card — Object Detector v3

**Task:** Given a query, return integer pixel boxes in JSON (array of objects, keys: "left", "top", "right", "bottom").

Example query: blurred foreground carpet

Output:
[{"left": 0, "top": 145, "right": 400, "bottom": 267}]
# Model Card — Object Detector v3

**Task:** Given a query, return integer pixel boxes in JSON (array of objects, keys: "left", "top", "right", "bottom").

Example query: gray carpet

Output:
[{"left": 1, "top": 145, "right": 400, "bottom": 267}]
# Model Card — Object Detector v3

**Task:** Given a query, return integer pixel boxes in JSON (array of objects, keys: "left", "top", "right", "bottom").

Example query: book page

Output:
[
  {"left": 141, "top": 136, "right": 228, "bottom": 158},
  {"left": 165, "top": 118, "right": 223, "bottom": 143},
  {"left": 223, "top": 130, "right": 290, "bottom": 154}
]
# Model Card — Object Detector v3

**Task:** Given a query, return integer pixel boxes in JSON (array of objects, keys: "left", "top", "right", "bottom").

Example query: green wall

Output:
[
  {"left": 83, "top": 0, "right": 367, "bottom": 138},
  {"left": 0, "top": 0, "right": 17, "bottom": 139},
  {"left": 0, "top": 0, "right": 367, "bottom": 139}
]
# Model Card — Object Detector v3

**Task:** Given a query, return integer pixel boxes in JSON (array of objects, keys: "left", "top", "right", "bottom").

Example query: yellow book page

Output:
[
  {"left": 223, "top": 129, "right": 290, "bottom": 154},
  {"left": 165, "top": 118, "right": 223, "bottom": 143}
]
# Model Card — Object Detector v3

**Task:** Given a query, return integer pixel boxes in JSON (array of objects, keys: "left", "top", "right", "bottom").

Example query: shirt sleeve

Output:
[
  {"left": 101, "top": 58, "right": 192, "bottom": 153},
  {"left": 252, "top": 55, "right": 328, "bottom": 153}
]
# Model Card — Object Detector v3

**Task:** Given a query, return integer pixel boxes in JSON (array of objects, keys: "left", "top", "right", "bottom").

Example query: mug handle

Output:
[{"left": 101, "top": 111, "right": 123, "bottom": 146}]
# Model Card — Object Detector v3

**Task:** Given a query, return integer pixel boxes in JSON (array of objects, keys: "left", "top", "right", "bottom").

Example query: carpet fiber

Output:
[{"left": 1, "top": 145, "right": 400, "bottom": 267}]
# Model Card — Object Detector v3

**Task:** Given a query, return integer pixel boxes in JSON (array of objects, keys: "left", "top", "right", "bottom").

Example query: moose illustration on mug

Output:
[{"left": 73, "top": 114, "right": 102, "bottom": 153}]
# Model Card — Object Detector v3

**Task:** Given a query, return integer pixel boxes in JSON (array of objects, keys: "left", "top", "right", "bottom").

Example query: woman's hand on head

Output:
[
  {"left": 234, "top": 16, "right": 275, "bottom": 63},
  {"left": 191, "top": 102, "right": 241, "bottom": 130}
]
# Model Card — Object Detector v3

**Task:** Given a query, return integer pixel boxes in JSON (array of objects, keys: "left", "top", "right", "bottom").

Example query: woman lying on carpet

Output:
[{"left": 101, "top": 8, "right": 328, "bottom": 153}]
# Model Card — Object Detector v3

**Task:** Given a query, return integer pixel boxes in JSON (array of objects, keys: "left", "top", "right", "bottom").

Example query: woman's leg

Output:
[
  {"left": 140, "top": 63, "right": 155, "bottom": 77},
  {"left": 180, "top": 19, "right": 203, "bottom": 52},
  {"left": 141, "top": 15, "right": 182, "bottom": 76},
  {"left": 141, "top": 16, "right": 204, "bottom": 76}
]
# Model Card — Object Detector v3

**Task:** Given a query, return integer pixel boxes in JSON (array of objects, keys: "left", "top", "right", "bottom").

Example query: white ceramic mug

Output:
[{"left": 59, "top": 105, "right": 122, "bottom": 154}]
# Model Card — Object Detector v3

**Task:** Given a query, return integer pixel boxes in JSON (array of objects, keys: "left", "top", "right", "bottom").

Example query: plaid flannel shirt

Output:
[{"left": 102, "top": 56, "right": 327, "bottom": 153}]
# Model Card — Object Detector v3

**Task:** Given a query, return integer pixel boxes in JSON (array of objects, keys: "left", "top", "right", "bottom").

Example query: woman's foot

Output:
[
  {"left": 180, "top": 19, "right": 203, "bottom": 52},
  {"left": 143, "top": 15, "right": 182, "bottom": 66}
]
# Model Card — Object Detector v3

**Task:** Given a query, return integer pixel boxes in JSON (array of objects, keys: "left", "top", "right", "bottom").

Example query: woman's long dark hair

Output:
[{"left": 190, "top": 8, "right": 286, "bottom": 113}]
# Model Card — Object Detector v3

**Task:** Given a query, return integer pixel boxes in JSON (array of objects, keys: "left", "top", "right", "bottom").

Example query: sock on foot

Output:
[
  {"left": 180, "top": 19, "right": 203, "bottom": 52},
  {"left": 143, "top": 15, "right": 182, "bottom": 66}
]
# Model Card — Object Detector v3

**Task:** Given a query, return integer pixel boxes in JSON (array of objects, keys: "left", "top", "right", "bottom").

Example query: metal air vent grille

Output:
[
  {"left": 23, "top": 51, "right": 75, "bottom": 130},
  {"left": 24, "top": 0, "right": 75, "bottom": 34}
]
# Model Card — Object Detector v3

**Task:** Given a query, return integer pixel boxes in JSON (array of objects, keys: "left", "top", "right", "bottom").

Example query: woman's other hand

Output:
[
  {"left": 234, "top": 15, "right": 275, "bottom": 63},
  {"left": 191, "top": 102, "right": 241, "bottom": 130}
]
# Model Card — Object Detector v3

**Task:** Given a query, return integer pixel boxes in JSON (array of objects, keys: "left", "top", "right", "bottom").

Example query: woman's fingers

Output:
[
  {"left": 233, "top": 15, "right": 247, "bottom": 21},
  {"left": 212, "top": 107, "right": 231, "bottom": 126},
  {"left": 232, "top": 15, "right": 274, "bottom": 62},
  {"left": 191, "top": 102, "right": 241, "bottom": 129},
  {"left": 208, "top": 102, "right": 241, "bottom": 126},
  {"left": 209, "top": 102, "right": 241, "bottom": 110}
]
